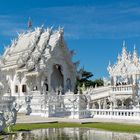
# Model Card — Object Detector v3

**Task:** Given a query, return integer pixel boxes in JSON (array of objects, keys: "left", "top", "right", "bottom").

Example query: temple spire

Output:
[
  {"left": 133, "top": 44, "right": 138, "bottom": 64},
  {"left": 117, "top": 53, "right": 121, "bottom": 62},
  {"left": 128, "top": 52, "right": 131, "bottom": 61},
  {"left": 107, "top": 61, "right": 111, "bottom": 69},
  {"left": 134, "top": 44, "right": 136, "bottom": 50},
  {"left": 28, "top": 17, "right": 32, "bottom": 29},
  {"left": 123, "top": 40, "right": 126, "bottom": 47},
  {"left": 121, "top": 41, "right": 128, "bottom": 61}
]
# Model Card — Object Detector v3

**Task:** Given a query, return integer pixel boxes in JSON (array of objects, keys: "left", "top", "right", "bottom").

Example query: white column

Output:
[
  {"left": 113, "top": 76, "right": 116, "bottom": 86},
  {"left": 48, "top": 72, "right": 51, "bottom": 92},
  {"left": 98, "top": 100, "right": 101, "bottom": 109},
  {"left": 133, "top": 74, "right": 136, "bottom": 85}
]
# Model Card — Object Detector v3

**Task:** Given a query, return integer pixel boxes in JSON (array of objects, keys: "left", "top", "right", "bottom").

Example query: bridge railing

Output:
[
  {"left": 112, "top": 85, "right": 133, "bottom": 92},
  {"left": 90, "top": 109, "right": 140, "bottom": 119}
]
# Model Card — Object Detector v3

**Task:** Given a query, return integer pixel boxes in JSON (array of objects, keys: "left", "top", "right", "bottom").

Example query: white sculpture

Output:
[
  {"left": 0, "top": 111, "right": 6, "bottom": 132},
  {"left": 1, "top": 23, "right": 140, "bottom": 120},
  {"left": 4, "top": 102, "right": 21, "bottom": 132}
]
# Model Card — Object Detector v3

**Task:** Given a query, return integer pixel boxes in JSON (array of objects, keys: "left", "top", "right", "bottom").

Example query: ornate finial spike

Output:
[
  {"left": 28, "top": 17, "right": 32, "bottom": 29},
  {"left": 128, "top": 52, "right": 131, "bottom": 60},
  {"left": 58, "top": 26, "right": 64, "bottom": 34},
  {"left": 41, "top": 24, "right": 44, "bottom": 29},
  {"left": 133, "top": 44, "right": 137, "bottom": 56},
  {"left": 118, "top": 54, "right": 121, "bottom": 61},
  {"left": 134, "top": 44, "right": 136, "bottom": 50},
  {"left": 109, "top": 61, "right": 111, "bottom": 66},
  {"left": 132, "top": 44, "right": 138, "bottom": 64},
  {"left": 123, "top": 40, "right": 125, "bottom": 47}
]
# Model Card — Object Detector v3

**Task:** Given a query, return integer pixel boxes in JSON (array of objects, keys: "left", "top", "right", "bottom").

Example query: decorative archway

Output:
[
  {"left": 51, "top": 64, "right": 64, "bottom": 92},
  {"left": 124, "top": 98, "right": 133, "bottom": 109},
  {"left": 116, "top": 99, "right": 122, "bottom": 109},
  {"left": 93, "top": 102, "right": 99, "bottom": 109}
]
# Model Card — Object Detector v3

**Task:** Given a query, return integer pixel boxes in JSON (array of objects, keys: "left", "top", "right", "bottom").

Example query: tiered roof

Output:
[{"left": 0, "top": 26, "right": 75, "bottom": 72}]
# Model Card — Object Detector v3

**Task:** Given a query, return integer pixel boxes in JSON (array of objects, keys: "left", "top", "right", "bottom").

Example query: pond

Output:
[{"left": 3, "top": 128, "right": 140, "bottom": 140}]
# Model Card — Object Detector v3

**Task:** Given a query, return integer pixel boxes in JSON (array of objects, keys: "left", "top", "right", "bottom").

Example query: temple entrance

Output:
[
  {"left": 22, "top": 84, "right": 27, "bottom": 93},
  {"left": 51, "top": 64, "right": 64, "bottom": 92}
]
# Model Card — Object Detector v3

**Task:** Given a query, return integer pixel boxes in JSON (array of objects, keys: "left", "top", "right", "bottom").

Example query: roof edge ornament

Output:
[
  {"left": 133, "top": 44, "right": 138, "bottom": 65},
  {"left": 117, "top": 53, "right": 121, "bottom": 62},
  {"left": 107, "top": 60, "right": 112, "bottom": 75},
  {"left": 121, "top": 41, "right": 128, "bottom": 61},
  {"left": 58, "top": 26, "right": 64, "bottom": 34},
  {"left": 123, "top": 40, "right": 126, "bottom": 47}
]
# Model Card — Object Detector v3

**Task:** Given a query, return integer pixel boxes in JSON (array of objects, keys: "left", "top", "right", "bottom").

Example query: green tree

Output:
[
  {"left": 75, "top": 69, "right": 104, "bottom": 93},
  {"left": 77, "top": 70, "right": 94, "bottom": 87},
  {"left": 93, "top": 78, "right": 104, "bottom": 87}
]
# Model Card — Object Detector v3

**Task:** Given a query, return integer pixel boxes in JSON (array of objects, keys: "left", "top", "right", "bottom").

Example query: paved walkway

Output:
[{"left": 16, "top": 115, "right": 140, "bottom": 125}]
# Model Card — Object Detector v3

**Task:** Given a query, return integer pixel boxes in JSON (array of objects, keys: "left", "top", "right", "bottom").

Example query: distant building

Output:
[
  {"left": 108, "top": 42, "right": 140, "bottom": 88},
  {"left": 84, "top": 42, "right": 140, "bottom": 110},
  {"left": 0, "top": 26, "right": 139, "bottom": 119}
]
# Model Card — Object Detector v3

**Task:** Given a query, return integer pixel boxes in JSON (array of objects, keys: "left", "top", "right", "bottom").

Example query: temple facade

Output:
[
  {"left": 0, "top": 26, "right": 90, "bottom": 119},
  {"left": 0, "top": 26, "right": 140, "bottom": 120},
  {"left": 0, "top": 26, "right": 77, "bottom": 96}
]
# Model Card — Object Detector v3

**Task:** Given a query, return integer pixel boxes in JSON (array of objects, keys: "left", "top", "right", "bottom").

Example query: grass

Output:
[{"left": 11, "top": 122, "right": 140, "bottom": 133}]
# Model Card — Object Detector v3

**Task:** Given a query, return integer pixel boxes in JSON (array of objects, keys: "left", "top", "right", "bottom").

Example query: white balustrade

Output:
[
  {"left": 90, "top": 109, "right": 140, "bottom": 120},
  {"left": 112, "top": 85, "right": 133, "bottom": 92},
  {"left": 69, "top": 110, "right": 91, "bottom": 119}
]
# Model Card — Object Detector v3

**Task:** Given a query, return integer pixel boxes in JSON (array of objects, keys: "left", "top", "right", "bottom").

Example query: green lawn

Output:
[{"left": 12, "top": 122, "right": 140, "bottom": 133}]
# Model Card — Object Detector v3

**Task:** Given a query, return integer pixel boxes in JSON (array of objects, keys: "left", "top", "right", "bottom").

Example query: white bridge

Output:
[
  {"left": 87, "top": 86, "right": 111, "bottom": 100},
  {"left": 86, "top": 85, "right": 134, "bottom": 101}
]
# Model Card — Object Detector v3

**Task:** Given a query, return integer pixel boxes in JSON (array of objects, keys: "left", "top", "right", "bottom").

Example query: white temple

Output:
[
  {"left": 83, "top": 42, "right": 140, "bottom": 113},
  {"left": 0, "top": 24, "right": 140, "bottom": 121},
  {"left": 108, "top": 42, "right": 140, "bottom": 88},
  {"left": 0, "top": 26, "right": 76, "bottom": 95},
  {"left": 0, "top": 26, "right": 90, "bottom": 119}
]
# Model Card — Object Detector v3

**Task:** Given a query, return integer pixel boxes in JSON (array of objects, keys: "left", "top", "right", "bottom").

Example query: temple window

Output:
[
  {"left": 22, "top": 85, "right": 27, "bottom": 93},
  {"left": 15, "top": 85, "right": 18, "bottom": 93}
]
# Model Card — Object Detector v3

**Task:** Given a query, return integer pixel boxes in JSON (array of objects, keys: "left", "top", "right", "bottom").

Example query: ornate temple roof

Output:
[
  {"left": 0, "top": 26, "right": 75, "bottom": 71},
  {"left": 108, "top": 41, "right": 140, "bottom": 77}
]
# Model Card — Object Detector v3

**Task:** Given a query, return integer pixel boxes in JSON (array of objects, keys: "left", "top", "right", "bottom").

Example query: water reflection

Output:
[{"left": 3, "top": 128, "right": 140, "bottom": 140}]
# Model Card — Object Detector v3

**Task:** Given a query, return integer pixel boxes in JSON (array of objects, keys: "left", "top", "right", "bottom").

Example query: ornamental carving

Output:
[
  {"left": 26, "top": 57, "right": 35, "bottom": 71},
  {"left": 17, "top": 57, "right": 24, "bottom": 67},
  {"left": 108, "top": 43, "right": 140, "bottom": 79},
  {"left": 22, "top": 52, "right": 29, "bottom": 62}
]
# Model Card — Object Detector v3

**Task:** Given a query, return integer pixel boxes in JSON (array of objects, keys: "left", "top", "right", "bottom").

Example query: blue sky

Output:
[{"left": 0, "top": 0, "right": 140, "bottom": 79}]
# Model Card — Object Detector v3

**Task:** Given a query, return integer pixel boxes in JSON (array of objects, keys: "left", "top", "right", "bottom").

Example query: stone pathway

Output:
[{"left": 16, "top": 115, "right": 140, "bottom": 125}]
